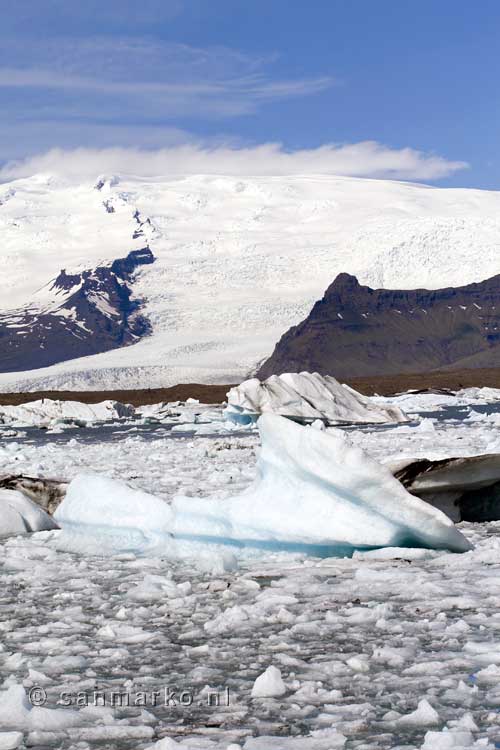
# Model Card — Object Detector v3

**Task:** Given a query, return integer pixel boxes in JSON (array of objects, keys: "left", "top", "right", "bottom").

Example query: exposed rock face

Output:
[
  {"left": 0, "top": 248, "right": 154, "bottom": 373},
  {"left": 392, "top": 454, "right": 500, "bottom": 522},
  {"left": 257, "top": 273, "right": 500, "bottom": 380}
]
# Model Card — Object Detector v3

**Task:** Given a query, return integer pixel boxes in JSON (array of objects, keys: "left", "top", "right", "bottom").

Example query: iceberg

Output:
[
  {"left": 225, "top": 372, "right": 408, "bottom": 426},
  {"left": 391, "top": 453, "right": 500, "bottom": 522},
  {"left": 54, "top": 414, "right": 471, "bottom": 557},
  {"left": 0, "top": 399, "right": 134, "bottom": 428},
  {"left": 0, "top": 489, "right": 58, "bottom": 538}
]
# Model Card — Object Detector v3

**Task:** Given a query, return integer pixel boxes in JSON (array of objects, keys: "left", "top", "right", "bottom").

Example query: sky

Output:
[{"left": 1, "top": 0, "right": 499, "bottom": 188}]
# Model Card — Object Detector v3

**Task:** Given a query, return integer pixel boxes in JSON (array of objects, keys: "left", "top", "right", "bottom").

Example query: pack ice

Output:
[
  {"left": 225, "top": 372, "right": 408, "bottom": 425},
  {"left": 54, "top": 414, "right": 471, "bottom": 556}
]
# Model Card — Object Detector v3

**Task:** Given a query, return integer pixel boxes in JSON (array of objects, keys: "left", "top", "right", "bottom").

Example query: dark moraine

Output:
[
  {"left": 0, "top": 247, "right": 155, "bottom": 373},
  {"left": 257, "top": 273, "right": 500, "bottom": 380}
]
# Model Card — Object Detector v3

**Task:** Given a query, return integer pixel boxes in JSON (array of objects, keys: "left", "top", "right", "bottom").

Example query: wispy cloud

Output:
[
  {"left": 0, "top": 142, "right": 468, "bottom": 182},
  {"left": 0, "top": 38, "right": 335, "bottom": 120},
  {"left": 1, "top": 0, "right": 184, "bottom": 33}
]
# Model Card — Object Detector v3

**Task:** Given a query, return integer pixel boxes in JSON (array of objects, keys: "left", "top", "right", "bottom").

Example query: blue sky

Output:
[{"left": 1, "top": 0, "right": 499, "bottom": 187}]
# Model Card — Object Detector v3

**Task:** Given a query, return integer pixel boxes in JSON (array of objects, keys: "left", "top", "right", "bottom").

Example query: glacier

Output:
[
  {"left": 53, "top": 414, "right": 471, "bottom": 556},
  {"left": 2, "top": 173, "right": 500, "bottom": 390},
  {"left": 225, "top": 371, "right": 408, "bottom": 425}
]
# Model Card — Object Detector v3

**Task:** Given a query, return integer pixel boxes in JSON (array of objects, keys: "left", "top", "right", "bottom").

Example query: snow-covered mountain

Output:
[
  {"left": 0, "top": 247, "right": 154, "bottom": 373},
  {"left": 1, "top": 172, "right": 500, "bottom": 391}
]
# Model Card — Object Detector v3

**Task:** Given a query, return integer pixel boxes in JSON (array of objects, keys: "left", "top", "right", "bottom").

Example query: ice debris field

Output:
[{"left": 2, "top": 388, "right": 500, "bottom": 748}]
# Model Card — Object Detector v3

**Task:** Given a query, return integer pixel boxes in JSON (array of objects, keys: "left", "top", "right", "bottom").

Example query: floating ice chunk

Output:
[
  {"left": 449, "top": 713, "right": 479, "bottom": 732},
  {"left": 310, "top": 419, "right": 326, "bottom": 431},
  {"left": 397, "top": 698, "right": 440, "bottom": 728},
  {"left": 346, "top": 656, "right": 369, "bottom": 673},
  {"left": 417, "top": 417, "right": 436, "bottom": 432},
  {"left": 0, "top": 733, "right": 23, "bottom": 750},
  {"left": 0, "top": 399, "right": 134, "bottom": 428},
  {"left": 420, "top": 728, "right": 495, "bottom": 749},
  {"left": 457, "top": 386, "right": 500, "bottom": 402},
  {"left": 225, "top": 372, "right": 408, "bottom": 425},
  {"left": 42, "top": 655, "right": 87, "bottom": 675},
  {"left": 26, "top": 732, "right": 70, "bottom": 747},
  {"left": 475, "top": 664, "right": 500, "bottom": 685},
  {"left": 25, "top": 670, "right": 52, "bottom": 686},
  {"left": 251, "top": 666, "right": 286, "bottom": 698},
  {"left": 463, "top": 641, "right": 500, "bottom": 665},
  {"left": 66, "top": 725, "right": 154, "bottom": 742},
  {"left": 0, "top": 685, "right": 81, "bottom": 731},
  {"left": 0, "top": 489, "right": 58, "bottom": 538},
  {"left": 54, "top": 414, "right": 471, "bottom": 557},
  {"left": 244, "top": 727, "right": 346, "bottom": 749},
  {"left": 145, "top": 739, "right": 183, "bottom": 750}
]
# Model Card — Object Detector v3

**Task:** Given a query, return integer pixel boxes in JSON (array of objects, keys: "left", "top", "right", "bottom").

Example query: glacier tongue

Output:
[{"left": 53, "top": 414, "right": 471, "bottom": 557}]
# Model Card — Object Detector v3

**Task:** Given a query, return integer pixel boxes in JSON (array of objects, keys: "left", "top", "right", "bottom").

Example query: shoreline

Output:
[{"left": 3, "top": 367, "right": 500, "bottom": 406}]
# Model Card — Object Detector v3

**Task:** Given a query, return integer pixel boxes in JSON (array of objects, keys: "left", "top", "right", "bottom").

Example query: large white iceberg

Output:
[
  {"left": 0, "top": 399, "right": 134, "bottom": 428},
  {"left": 0, "top": 489, "right": 58, "bottom": 538},
  {"left": 54, "top": 414, "right": 470, "bottom": 556},
  {"left": 225, "top": 372, "right": 408, "bottom": 425}
]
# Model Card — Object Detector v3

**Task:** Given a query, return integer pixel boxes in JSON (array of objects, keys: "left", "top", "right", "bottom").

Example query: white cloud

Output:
[
  {"left": 0, "top": 142, "right": 468, "bottom": 182},
  {"left": 0, "top": 121, "right": 195, "bottom": 162}
]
